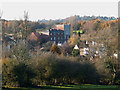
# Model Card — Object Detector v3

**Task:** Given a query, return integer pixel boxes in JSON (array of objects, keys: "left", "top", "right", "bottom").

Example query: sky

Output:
[{"left": 0, "top": 0, "right": 119, "bottom": 21}]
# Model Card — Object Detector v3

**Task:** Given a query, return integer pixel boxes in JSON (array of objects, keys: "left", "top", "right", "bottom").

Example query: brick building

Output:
[
  {"left": 49, "top": 24, "right": 71, "bottom": 44},
  {"left": 29, "top": 24, "right": 71, "bottom": 45},
  {"left": 49, "top": 29, "right": 64, "bottom": 44},
  {"left": 29, "top": 32, "right": 49, "bottom": 43}
]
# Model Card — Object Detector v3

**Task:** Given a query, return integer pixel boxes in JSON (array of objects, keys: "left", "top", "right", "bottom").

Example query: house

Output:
[
  {"left": 80, "top": 48, "right": 89, "bottom": 56},
  {"left": 29, "top": 24, "right": 71, "bottom": 46},
  {"left": 29, "top": 32, "right": 38, "bottom": 41},
  {"left": 49, "top": 24, "right": 71, "bottom": 44},
  {"left": 29, "top": 32, "right": 49, "bottom": 43},
  {"left": 74, "top": 45, "right": 79, "bottom": 49},
  {"left": 49, "top": 29, "right": 64, "bottom": 44},
  {"left": 55, "top": 24, "right": 71, "bottom": 40},
  {"left": 72, "top": 43, "right": 89, "bottom": 56},
  {"left": 3, "top": 34, "right": 16, "bottom": 51}
]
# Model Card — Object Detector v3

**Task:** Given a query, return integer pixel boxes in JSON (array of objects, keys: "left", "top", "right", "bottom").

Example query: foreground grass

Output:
[{"left": 2, "top": 84, "right": 120, "bottom": 90}]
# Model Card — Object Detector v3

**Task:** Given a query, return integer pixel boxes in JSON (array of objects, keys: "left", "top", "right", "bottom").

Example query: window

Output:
[
  {"left": 66, "top": 36, "right": 67, "bottom": 39},
  {"left": 54, "top": 37, "right": 56, "bottom": 40},
  {"left": 58, "top": 37, "right": 60, "bottom": 40},
  {"left": 51, "top": 37, "right": 52, "bottom": 40},
  {"left": 67, "top": 36, "right": 69, "bottom": 39},
  {"left": 50, "top": 33, "right": 52, "bottom": 35},
  {"left": 54, "top": 32, "right": 56, "bottom": 35}
]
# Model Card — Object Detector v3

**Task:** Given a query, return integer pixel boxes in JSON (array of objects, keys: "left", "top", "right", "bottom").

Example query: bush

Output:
[
  {"left": 2, "top": 52, "right": 101, "bottom": 87},
  {"left": 72, "top": 49, "right": 80, "bottom": 57},
  {"left": 2, "top": 52, "right": 100, "bottom": 86},
  {"left": 32, "top": 53, "right": 99, "bottom": 85},
  {"left": 2, "top": 59, "right": 36, "bottom": 87},
  {"left": 50, "top": 44, "right": 61, "bottom": 54}
]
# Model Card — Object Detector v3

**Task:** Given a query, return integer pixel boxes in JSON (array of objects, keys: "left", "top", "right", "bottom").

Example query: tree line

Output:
[{"left": 2, "top": 41, "right": 120, "bottom": 87}]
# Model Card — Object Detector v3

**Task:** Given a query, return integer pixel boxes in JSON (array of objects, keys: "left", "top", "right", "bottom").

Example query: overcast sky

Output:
[{"left": 0, "top": 0, "right": 119, "bottom": 21}]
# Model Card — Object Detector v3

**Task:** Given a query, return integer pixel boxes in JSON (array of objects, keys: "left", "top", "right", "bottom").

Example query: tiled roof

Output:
[{"left": 29, "top": 32, "right": 38, "bottom": 41}]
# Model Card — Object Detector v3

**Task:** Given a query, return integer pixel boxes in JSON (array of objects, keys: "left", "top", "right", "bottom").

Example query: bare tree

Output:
[
  {"left": 0, "top": 10, "right": 3, "bottom": 19},
  {"left": 0, "top": 10, "right": 3, "bottom": 88},
  {"left": 21, "top": 11, "right": 29, "bottom": 43},
  {"left": 24, "top": 11, "right": 28, "bottom": 41}
]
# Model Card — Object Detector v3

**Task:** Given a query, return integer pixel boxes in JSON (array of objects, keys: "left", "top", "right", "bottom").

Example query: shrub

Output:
[
  {"left": 2, "top": 59, "right": 36, "bottom": 87},
  {"left": 72, "top": 49, "right": 80, "bottom": 57},
  {"left": 50, "top": 44, "right": 61, "bottom": 54},
  {"left": 32, "top": 53, "right": 99, "bottom": 85}
]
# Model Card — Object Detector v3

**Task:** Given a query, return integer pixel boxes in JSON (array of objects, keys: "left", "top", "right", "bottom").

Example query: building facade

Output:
[
  {"left": 49, "top": 24, "right": 71, "bottom": 44},
  {"left": 55, "top": 24, "right": 71, "bottom": 41},
  {"left": 49, "top": 29, "right": 64, "bottom": 44}
]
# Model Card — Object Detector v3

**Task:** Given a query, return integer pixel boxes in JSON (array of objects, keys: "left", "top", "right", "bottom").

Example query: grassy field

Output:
[{"left": 2, "top": 84, "right": 120, "bottom": 90}]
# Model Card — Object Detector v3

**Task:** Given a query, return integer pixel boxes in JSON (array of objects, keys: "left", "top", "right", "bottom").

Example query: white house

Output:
[{"left": 74, "top": 45, "right": 79, "bottom": 49}]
